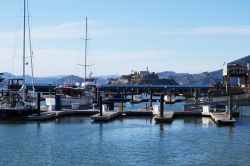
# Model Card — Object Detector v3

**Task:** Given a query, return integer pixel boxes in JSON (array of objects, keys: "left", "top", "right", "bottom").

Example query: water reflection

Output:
[
  {"left": 201, "top": 117, "right": 215, "bottom": 128},
  {"left": 55, "top": 116, "right": 86, "bottom": 124}
]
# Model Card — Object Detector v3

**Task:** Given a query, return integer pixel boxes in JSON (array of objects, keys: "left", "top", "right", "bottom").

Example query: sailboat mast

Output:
[
  {"left": 27, "top": 0, "right": 35, "bottom": 92},
  {"left": 23, "top": 0, "right": 26, "bottom": 100},
  {"left": 84, "top": 17, "right": 88, "bottom": 84}
]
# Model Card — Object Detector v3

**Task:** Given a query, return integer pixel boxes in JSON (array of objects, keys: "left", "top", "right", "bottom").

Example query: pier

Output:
[{"left": 91, "top": 111, "right": 120, "bottom": 121}]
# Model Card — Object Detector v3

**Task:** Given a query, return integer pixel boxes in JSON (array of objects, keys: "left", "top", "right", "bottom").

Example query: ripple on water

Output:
[{"left": 0, "top": 116, "right": 250, "bottom": 166}]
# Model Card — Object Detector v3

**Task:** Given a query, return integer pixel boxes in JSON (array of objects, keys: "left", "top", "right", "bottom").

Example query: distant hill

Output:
[
  {"left": 158, "top": 55, "right": 250, "bottom": 86},
  {"left": 108, "top": 72, "right": 179, "bottom": 85},
  {"left": 229, "top": 55, "right": 250, "bottom": 65},
  {"left": 53, "top": 75, "right": 84, "bottom": 85},
  {"left": 3, "top": 72, "right": 64, "bottom": 85},
  {"left": 2, "top": 55, "right": 250, "bottom": 86},
  {"left": 1, "top": 72, "right": 116, "bottom": 85}
]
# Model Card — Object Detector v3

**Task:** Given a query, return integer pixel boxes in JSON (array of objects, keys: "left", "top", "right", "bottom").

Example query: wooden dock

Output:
[
  {"left": 122, "top": 109, "right": 153, "bottom": 116},
  {"left": 28, "top": 106, "right": 236, "bottom": 126},
  {"left": 204, "top": 112, "right": 236, "bottom": 125},
  {"left": 28, "top": 109, "right": 99, "bottom": 121},
  {"left": 28, "top": 111, "right": 57, "bottom": 121},
  {"left": 91, "top": 111, "right": 120, "bottom": 121},
  {"left": 154, "top": 111, "right": 174, "bottom": 122},
  {"left": 154, "top": 111, "right": 236, "bottom": 125}
]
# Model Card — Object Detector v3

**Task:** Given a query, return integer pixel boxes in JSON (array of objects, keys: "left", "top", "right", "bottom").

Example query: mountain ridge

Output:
[{"left": 2, "top": 55, "right": 250, "bottom": 86}]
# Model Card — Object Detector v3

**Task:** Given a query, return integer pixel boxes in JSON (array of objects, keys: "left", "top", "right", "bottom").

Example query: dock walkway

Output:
[
  {"left": 154, "top": 111, "right": 174, "bottom": 122},
  {"left": 91, "top": 111, "right": 120, "bottom": 121},
  {"left": 28, "top": 108, "right": 237, "bottom": 126},
  {"left": 202, "top": 112, "right": 236, "bottom": 125},
  {"left": 28, "top": 109, "right": 99, "bottom": 121},
  {"left": 91, "top": 109, "right": 153, "bottom": 122},
  {"left": 154, "top": 111, "right": 236, "bottom": 125}
]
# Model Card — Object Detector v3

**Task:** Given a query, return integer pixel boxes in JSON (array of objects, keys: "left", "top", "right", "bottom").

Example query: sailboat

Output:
[
  {"left": 0, "top": 0, "right": 35, "bottom": 118},
  {"left": 80, "top": 18, "right": 97, "bottom": 89},
  {"left": 45, "top": 17, "right": 94, "bottom": 109}
]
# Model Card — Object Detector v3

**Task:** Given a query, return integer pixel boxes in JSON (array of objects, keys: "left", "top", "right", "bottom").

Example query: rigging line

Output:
[
  {"left": 12, "top": 5, "right": 21, "bottom": 75},
  {"left": 27, "top": 0, "right": 35, "bottom": 92}
]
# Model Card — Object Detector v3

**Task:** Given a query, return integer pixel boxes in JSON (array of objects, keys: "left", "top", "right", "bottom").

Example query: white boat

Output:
[
  {"left": 81, "top": 73, "right": 97, "bottom": 89},
  {"left": 45, "top": 86, "right": 93, "bottom": 109},
  {"left": 0, "top": 0, "right": 35, "bottom": 118},
  {"left": 46, "top": 18, "right": 95, "bottom": 109}
]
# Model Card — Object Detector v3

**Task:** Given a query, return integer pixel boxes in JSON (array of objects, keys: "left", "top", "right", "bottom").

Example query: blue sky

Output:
[{"left": 0, "top": 0, "right": 250, "bottom": 77}]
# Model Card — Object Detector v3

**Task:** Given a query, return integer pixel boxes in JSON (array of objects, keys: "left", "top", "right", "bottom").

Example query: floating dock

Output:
[
  {"left": 91, "top": 111, "right": 120, "bottom": 121},
  {"left": 154, "top": 111, "right": 174, "bottom": 122},
  {"left": 28, "top": 109, "right": 99, "bottom": 121},
  {"left": 91, "top": 109, "right": 153, "bottom": 122},
  {"left": 27, "top": 107, "right": 237, "bottom": 126},
  {"left": 202, "top": 112, "right": 236, "bottom": 125},
  {"left": 122, "top": 109, "right": 153, "bottom": 116},
  {"left": 155, "top": 111, "right": 236, "bottom": 125}
]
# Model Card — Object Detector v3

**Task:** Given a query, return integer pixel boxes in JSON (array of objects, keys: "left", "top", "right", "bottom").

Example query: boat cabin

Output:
[
  {"left": 8, "top": 79, "right": 24, "bottom": 91},
  {"left": 55, "top": 86, "right": 91, "bottom": 98}
]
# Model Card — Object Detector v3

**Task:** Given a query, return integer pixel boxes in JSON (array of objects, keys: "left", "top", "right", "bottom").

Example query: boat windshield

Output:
[
  {"left": 8, "top": 79, "right": 24, "bottom": 91},
  {"left": 55, "top": 87, "right": 90, "bottom": 97}
]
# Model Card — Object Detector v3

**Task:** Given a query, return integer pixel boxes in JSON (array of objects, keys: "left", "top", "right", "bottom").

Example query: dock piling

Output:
[
  {"left": 99, "top": 96, "right": 103, "bottom": 116},
  {"left": 150, "top": 89, "right": 153, "bottom": 107},
  {"left": 160, "top": 94, "right": 164, "bottom": 117},
  {"left": 37, "top": 93, "right": 40, "bottom": 116},
  {"left": 108, "top": 102, "right": 114, "bottom": 111},
  {"left": 55, "top": 94, "right": 61, "bottom": 111},
  {"left": 131, "top": 89, "right": 134, "bottom": 102},
  {"left": 228, "top": 95, "right": 233, "bottom": 120}
]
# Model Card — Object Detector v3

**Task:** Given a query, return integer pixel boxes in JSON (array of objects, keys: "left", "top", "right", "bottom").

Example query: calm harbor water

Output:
[{"left": 0, "top": 107, "right": 250, "bottom": 166}]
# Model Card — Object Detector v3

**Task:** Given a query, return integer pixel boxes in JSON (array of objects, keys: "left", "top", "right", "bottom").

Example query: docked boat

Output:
[
  {"left": 45, "top": 85, "right": 93, "bottom": 109},
  {"left": 0, "top": 0, "right": 36, "bottom": 118},
  {"left": 45, "top": 18, "right": 95, "bottom": 109},
  {"left": 0, "top": 78, "right": 34, "bottom": 118},
  {"left": 81, "top": 73, "right": 97, "bottom": 89}
]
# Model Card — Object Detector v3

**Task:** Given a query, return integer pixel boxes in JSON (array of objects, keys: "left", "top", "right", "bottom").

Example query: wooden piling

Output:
[
  {"left": 109, "top": 102, "right": 114, "bottom": 111},
  {"left": 99, "top": 96, "right": 103, "bottom": 116},
  {"left": 95, "top": 88, "right": 98, "bottom": 101},
  {"left": 228, "top": 95, "right": 233, "bottom": 120},
  {"left": 55, "top": 94, "right": 61, "bottom": 111},
  {"left": 131, "top": 89, "right": 134, "bottom": 102},
  {"left": 150, "top": 89, "right": 153, "bottom": 107},
  {"left": 160, "top": 94, "right": 164, "bottom": 117},
  {"left": 37, "top": 93, "right": 41, "bottom": 116}
]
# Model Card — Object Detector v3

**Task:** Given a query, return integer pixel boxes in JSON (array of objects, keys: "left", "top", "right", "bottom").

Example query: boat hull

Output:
[
  {"left": 0, "top": 108, "right": 33, "bottom": 119},
  {"left": 46, "top": 97, "right": 93, "bottom": 109}
]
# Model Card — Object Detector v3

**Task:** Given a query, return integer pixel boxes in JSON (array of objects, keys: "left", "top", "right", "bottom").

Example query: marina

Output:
[{"left": 1, "top": 0, "right": 250, "bottom": 165}]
